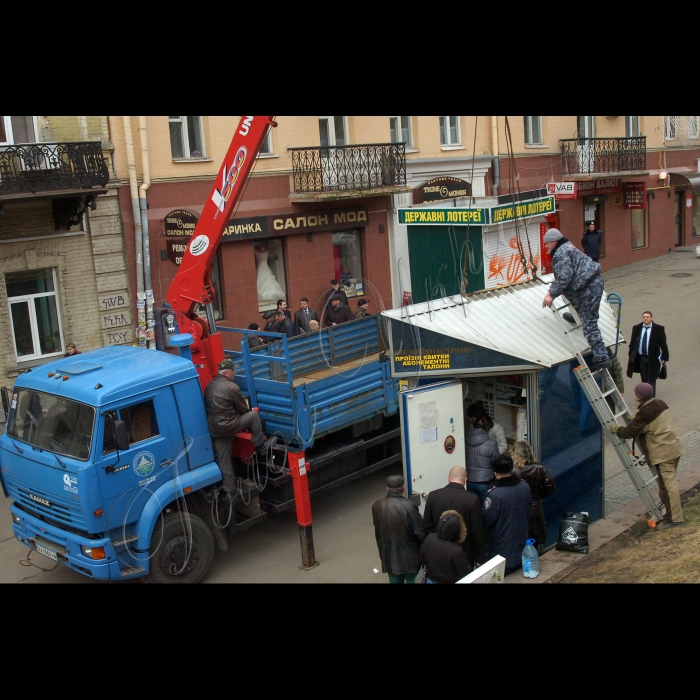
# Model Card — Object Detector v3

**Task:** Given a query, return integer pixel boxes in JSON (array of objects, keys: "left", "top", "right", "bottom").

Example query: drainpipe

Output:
[
  {"left": 122, "top": 116, "right": 145, "bottom": 302},
  {"left": 78, "top": 116, "right": 89, "bottom": 142},
  {"left": 491, "top": 115, "right": 500, "bottom": 196},
  {"left": 138, "top": 116, "right": 155, "bottom": 349}
]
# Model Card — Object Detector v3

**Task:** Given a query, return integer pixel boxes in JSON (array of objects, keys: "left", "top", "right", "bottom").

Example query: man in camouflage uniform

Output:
[{"left": 541, "top": 228, "right": 611, "bottom": 371}]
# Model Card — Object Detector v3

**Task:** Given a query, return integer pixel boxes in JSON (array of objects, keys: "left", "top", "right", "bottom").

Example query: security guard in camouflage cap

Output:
[{"left": 203, "top": 357, "right": 275, "bottom": 494}]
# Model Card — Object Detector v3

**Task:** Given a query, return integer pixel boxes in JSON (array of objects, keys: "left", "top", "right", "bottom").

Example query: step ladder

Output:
[{"left": 551, "top": 297, "right": 665, "bottom": 526}]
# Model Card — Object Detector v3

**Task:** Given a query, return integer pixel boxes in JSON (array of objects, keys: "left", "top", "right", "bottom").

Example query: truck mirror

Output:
[{"left": 114, "top": 420, "right": 129, "bottom": 451}]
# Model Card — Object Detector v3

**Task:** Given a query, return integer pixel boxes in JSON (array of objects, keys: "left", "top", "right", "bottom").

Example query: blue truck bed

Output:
[{"left": 219, "top": 316, "right": 398, "bottom": 450}]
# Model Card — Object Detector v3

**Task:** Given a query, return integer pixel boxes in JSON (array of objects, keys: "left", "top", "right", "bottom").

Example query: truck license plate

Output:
[{"left": 36, "top": 544, "right": 58, "bottom": 561}]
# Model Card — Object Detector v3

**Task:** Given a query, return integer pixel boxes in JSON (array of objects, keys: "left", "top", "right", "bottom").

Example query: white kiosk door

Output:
[{"left": 400, "top": 380, "right": 466, "bottom": 515}]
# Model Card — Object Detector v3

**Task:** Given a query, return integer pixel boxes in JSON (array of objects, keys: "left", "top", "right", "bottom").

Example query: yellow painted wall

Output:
[{"left": 106, "top": 115, "right": 675, "bottom": 182}]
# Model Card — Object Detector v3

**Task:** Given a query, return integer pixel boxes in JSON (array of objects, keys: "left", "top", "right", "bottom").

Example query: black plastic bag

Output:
[{"left": 556, "top": 512, "right": 589, "bottom": 554}]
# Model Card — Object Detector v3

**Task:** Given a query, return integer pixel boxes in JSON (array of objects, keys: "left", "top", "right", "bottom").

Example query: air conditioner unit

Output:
[{"left": 18, "top": 144, "right": 60, "bottom": 172}]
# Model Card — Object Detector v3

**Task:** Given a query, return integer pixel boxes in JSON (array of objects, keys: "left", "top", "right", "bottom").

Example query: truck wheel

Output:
[{"left": 143, "top": 512, "right": 215, "bottom": 584}]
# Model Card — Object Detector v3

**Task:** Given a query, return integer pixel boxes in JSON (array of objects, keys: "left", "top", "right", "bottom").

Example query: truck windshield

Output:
[{"left": 5, "top": 388, "right": 95, "bottom": 461}]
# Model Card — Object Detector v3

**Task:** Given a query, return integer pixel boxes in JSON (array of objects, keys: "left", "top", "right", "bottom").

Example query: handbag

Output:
[
  {"left": 414, "top": 564, "right": 427, "bottom": 584},
  {"left": 658, "top": 359, "right": 667, "bottom": 380}
]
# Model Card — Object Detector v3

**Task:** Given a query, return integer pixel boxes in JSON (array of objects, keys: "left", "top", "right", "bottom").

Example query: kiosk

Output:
[{"left": 382, "top": 274, "right": 624, "bottom": 547}]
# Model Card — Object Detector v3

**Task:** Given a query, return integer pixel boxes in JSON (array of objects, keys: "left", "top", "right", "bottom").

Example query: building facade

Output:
[{"left": 0, "top": 116, "right": 128, "bottom": 399}]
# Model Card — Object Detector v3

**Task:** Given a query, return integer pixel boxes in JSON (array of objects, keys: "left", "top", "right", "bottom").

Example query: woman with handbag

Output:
[
  {"left": 510, "top": 441, "right": 556, "bottom": 553},
  {"left": 418, "top": 510, "right": 472, "bottom": 584}
]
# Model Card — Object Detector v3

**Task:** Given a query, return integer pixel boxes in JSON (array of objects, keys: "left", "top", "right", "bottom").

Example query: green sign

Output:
[
  {"left": 399, "top": 208, "right": 487, "bottom": 225},
  {"left": 490, "top": 196, "right": 555, "bottom": 225}
]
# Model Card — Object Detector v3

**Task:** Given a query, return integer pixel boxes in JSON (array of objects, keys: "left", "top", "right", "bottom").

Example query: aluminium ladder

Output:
[{"left": 551, "top": 297, "right": 665, "bottom": 526}]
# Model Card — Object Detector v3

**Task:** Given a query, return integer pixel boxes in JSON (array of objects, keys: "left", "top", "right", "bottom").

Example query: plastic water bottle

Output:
[{"left": 522, "top": 538, "right": 539, "bottom": 578}]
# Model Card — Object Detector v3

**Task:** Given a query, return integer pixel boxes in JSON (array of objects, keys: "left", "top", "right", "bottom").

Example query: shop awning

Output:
[{"left": 382, "top": 274, "right": 625, "bottom": 368}]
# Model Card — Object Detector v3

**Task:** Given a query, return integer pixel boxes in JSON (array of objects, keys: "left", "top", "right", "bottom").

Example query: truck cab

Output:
[{"left": 0, "top": 345, "right": 221, "bottom": 582}]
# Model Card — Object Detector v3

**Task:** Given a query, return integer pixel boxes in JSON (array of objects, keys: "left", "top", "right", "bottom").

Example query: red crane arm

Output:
[{"left": 166, "top": 115, "right": 276, "bottom": 389}]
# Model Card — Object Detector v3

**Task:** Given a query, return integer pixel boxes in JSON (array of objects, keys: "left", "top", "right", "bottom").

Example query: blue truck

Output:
[{"left": 0, "top": 313, "right": 400, "bottom": 582}]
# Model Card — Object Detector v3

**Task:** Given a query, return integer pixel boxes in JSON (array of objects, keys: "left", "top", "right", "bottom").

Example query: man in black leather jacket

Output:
[{"left": 371, "top": 475, "right": 426, "bottom": 583}]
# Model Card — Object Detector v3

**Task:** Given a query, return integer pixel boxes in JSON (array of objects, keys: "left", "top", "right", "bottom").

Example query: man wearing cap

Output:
[
  {"left": 371, "top": 474, "right": 426, "bottom": 583},
  {"left": 581, "top": 221, "right": 602, "bottom": 262},
  {"left": 204, "top": 358, "right": 275, "bottom": 495},
  {"left": 481, "top": 453, "right": 532, "bottom": 577},
  {"left": 541, "top": 227, "right": 611, "bottom": 371},
  {"left": 610, "top": 383, "right": 684, "bottom": 529},
  {"left": 324, "top": 293, "right": 354, "bottom": 327},
  {"left": 326, "top": 279, "right": 348, "bottom": 307}
]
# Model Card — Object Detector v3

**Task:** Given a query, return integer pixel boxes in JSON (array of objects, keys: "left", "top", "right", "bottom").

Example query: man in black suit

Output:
[
  {"left": 422, "top": 466, "right": 485, "bottom": 570},
  {"left": 294, "top": 297, "right": 320, "bottom": 334},
  {"left": 276, "top": 299, "right": 293, "bottom": 321},
  {"left": 626, "top": 311, "right": 669, "bottom": 396}
]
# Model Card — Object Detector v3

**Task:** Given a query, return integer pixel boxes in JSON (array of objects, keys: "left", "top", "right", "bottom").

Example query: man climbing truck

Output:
[{"left": 0, "top": 115, "right": 401, "bottom": 583}]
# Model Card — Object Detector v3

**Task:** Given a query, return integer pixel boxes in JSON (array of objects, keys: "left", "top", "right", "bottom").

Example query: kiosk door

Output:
[{"left": 400, "top": 380, "right": 465, "bottom": 515}]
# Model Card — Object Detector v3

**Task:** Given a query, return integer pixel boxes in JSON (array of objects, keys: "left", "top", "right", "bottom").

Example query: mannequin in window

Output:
[{"left": 254, "top": 244, "right": 285, "bottom": 303}]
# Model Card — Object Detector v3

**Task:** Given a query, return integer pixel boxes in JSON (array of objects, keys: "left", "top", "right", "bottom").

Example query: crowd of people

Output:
[
  {"left": 372, "top": 400, "right": 559, "bottom": 583},
  {"left": 250, "top": 279, "right": 372, "bottom": 347}
]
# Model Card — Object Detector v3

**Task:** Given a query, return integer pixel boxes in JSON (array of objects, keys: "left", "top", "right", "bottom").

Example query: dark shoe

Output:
[
  {"left": 256, "top": 435, "right": 277, "bottom": 456},
  {"left": 562, "top": 312, "right": 576, "bottom": 323},
  {"left": 655, "top": 520, "right": 683, "bottom": 530},
  {"left": 590, "top": 358, "right": 612, "bottom": 371}
]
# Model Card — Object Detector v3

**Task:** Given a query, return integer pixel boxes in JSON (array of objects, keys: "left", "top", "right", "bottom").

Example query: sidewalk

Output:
[
  {"left": 503, "top": 427, "right": 700, "bottom": 584},
  {"left": 505, "top": 245, "right": 700, "bottom": 584}
]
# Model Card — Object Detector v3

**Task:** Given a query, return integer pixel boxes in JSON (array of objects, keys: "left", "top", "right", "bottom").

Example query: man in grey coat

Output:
[
  {"left": 541, "top": 228, "right": 610, "bottom": 371},
  {"left": 371, "top": 475, "right": 426, "bottom": 583}
]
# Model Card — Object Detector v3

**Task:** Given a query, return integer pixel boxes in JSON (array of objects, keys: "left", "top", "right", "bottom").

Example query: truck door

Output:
[
  {"left": 399, "top": 380, "right": 465, "bottom": 514},
  {"left": 94, "top": 390, "right": 185, "bottom": 530}
]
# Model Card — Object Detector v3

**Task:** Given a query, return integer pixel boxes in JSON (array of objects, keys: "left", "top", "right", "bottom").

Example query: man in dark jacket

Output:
[
  {"left": 324, "top": 293, "right": 354, "bottom": 327},
  {"left": 423, "top": 466, "right": 485, "bottom": 569},
  {"left": 581, "top": 221, "right": 602, "bottom": 262},
  {"left": 270, "top": 310, "right": 296, "bottom": 339},
  {"left": 294, "top": 297, "right": 320, "bottom": 334},
  {"left": 204, "top": 358, "right": 275, "bottom": 494},
  {"left": 465, "top": 416, "right": 500, "bottom": 506},
  {"left": 626, "top": 311, "right": 668, "bottom": 397},
  {"left": 371, "top": 474, "right": 426, "bottom": 583},
  {"left": 541, "top": 227, "right": 610, "bottom": 371},
  {"left": 326, "top": 279, "right": 349, "bottom": 306},
  {"left": 482, "top": 453, "right": 532, "bottom": 577}
]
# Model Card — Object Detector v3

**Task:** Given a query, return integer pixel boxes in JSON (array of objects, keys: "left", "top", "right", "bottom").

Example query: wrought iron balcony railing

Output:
[
  {"left": 291, "top": 142, "right": 406, "bottom": 193},
  {"left": 561, "top": 136, "right": 646, "bottom": 176},
  {"left": 0, "top": 141, "right": 110, "bottom": 195}
]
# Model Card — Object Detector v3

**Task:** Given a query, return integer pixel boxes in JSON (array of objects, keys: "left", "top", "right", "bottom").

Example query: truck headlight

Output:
[
  {"left": 12, "top": 513, "right": 21, "bottom": 523},
  {"left": 81, "top": 545, "right": 106, "bottom": 560}
]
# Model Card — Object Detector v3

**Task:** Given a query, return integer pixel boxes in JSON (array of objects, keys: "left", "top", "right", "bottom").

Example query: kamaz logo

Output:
[
  {"left": 29, "top": 493, "right": 51, "bottom": 507},
  {"left": 211, "top": 147, "right": 247, "bottom": 218}
]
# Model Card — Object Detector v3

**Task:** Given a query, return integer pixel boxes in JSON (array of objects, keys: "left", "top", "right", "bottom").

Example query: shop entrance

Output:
[{"left": 675, "top": 190, "right": 684, "bottom": 246}]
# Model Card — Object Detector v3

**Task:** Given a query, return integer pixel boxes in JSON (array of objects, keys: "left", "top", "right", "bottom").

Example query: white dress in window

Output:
[{"left": 255, "top": 246, "right": 285, "bottom": 302}]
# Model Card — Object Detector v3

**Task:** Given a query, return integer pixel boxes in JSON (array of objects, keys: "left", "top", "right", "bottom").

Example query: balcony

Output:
[
  {"left": 0, "top": 141, "right": 110, "bottom": 198},
  {"left": 561, "top": 136, "right": 647, "bottom": 178},
  {"left": 290, "top": 143, "right": 409, "bottom": 202}
]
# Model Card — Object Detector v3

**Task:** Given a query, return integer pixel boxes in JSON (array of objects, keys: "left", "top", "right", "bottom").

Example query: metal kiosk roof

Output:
[{"left": 382, "top": 274, "right": 624, "bottom": 377}]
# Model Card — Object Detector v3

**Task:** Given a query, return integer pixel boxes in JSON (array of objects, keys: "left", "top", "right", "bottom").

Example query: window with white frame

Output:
[
  {"left": 578, "top": 116, "right": 595, "bottom": 139},
  {"left": 440, "top": 116, "right": 460, "bottom": 146},
  {"left": 690, "top": 116, "right": 699, "bottom": 140},
  {"left": 523, "top": 116, "right": 543, "bottom": 144},
  {"left": 319, "top": 116, "right": 347, "bottom": 147},
  {"left": 626, "top": 116, "right": 641, "bottom": 137},
  {"left": 6, "top": 268, "right": 64, "bottom": 361},
  {"left": 259, "top": 128, "right": 273, "bottom": 155},
  {"left": 390, "top": 116, "right": 412, "bottom": 147},
  {"left": 665, "top": 116, "right": 677, "bottom": 140},
  {"left": 168, "top": 116, "right": 205, "bottom": 159},
  {"left": 1, "top": 116, "right": 38, "bottom": 145}
]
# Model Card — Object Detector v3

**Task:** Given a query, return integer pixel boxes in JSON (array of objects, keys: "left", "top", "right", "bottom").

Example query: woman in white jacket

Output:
[{"left": 481, "top": 414, "right": 508, "bottom": 454}]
